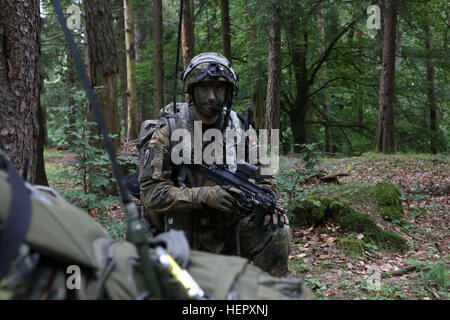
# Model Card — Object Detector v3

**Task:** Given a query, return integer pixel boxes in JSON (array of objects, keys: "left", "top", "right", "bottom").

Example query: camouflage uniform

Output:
[
  {"left": 139, "top": 102, "right": 291, "bottom": 276},
  {"left": 0, "top": 244, "right": 68, "bottom": 300}
]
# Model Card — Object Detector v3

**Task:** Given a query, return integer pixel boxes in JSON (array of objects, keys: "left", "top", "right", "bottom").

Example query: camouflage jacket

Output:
[{"left": 138, "top": 103, "right": 278, "bottom": 253}]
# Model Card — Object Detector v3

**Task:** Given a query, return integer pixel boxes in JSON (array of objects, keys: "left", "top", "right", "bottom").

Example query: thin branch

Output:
[{"left": 308, "top": 19, "right": 358, "bottom": 85}]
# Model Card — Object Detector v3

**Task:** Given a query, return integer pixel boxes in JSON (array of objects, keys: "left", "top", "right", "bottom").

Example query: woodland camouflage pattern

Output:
[
  {"left": 0, "top": 245, "right": 67, "bottom": 300},
  {"left": 139, "top": 103, "right": 291, "bottom": 276}
]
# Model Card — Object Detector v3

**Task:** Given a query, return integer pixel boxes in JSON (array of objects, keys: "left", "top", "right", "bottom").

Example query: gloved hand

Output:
[{"left": 194, "top": 186, "right": 236, "bottom": 214}]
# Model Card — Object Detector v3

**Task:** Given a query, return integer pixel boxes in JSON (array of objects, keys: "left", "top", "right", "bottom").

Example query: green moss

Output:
[
  {"left": 290, "top": 196, "right": 407, "bottom": 253},
  {"left": 290, "top": 196, "right": 332, "bottom": 226},
  {"left": 374, "top": 182, "right": 404, "bottom": 221}
]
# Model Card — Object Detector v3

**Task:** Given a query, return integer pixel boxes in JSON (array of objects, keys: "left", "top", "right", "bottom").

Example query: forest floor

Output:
[
  {"left": 44, "top": 148, "right": 449, "bottom": 300},
  {"left": 286, "top": 153, "right": 449, "bottom": 300}
]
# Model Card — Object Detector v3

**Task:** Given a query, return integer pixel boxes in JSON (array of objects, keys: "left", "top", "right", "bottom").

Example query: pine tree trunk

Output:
[
  {"left": 114, "top": 0, "right": 128, "bottom": 138},
  {"left": 425, "top": 24, "right": 440, "bottom": 154},
  {"left": 85, "top": 0, "right": 120, "bottom": 149},
  {"left": 153, "top": 0, "right": 164, "bottom": 116},
  {"left": 376, "top": 0, "right": 397, "bottom": 154},
  {"left": 124, "top": 0, "right": 139, "bottom": 139},
  {"left": 0, "top": 0, "right": 40, "bottom": 180},
  {"left": 318, "top": 5, "right": 333, "bottom": 154},
  {"left": 219, "top": 0, "right": 232, "bottom": 62},
  {"left": 265, "top": 8, "right": 281, "bottom": 132},
  {"left": 357, "top": 29, "right": 364, "bottom": 124},
  {"left": 182, "top": 0, "right": 195, "bottom": 70}
]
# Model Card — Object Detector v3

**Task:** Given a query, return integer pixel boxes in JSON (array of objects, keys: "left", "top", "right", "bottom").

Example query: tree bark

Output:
[
  {"left": 265, "top": 8, "right": 281, "bottom": 133},
  {"left": 114, "top": 0, "right": 128, "bottom": 138},
  {"left": 376, "top": 0, "right": 397, "bottom": 154},
  {"left": 219, "top": 0, "right": 232, "bottom": 62},
  {"left": 85, "top": 0, "right": 120, "bottom": 149},
  {"left": 182, "top": 0, "right": 195, "bottom": 69},
  {"left": 124, "top": 0, "right": 139, "bottom": 139},
  {"left": 425, "top": 24, "right": 440, "bottom": 154},
  {"left": 153, "top": 0, "right": 164, "bottom": 117},
  {"left": 0, "top": 0, "right": 40, "bottom": 180}
]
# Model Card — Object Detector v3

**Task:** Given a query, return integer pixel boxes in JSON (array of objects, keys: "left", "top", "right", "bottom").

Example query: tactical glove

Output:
[{"left": 193, "top": 186, "right": 236, "bottom": 214}]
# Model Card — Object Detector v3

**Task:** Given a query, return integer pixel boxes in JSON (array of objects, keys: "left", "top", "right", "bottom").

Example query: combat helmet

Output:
[{"left": 182, "top": 52, "right": 239, "bottom": 98}]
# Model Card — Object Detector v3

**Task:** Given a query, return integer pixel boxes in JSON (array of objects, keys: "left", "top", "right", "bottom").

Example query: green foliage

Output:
[
  {"left": 40, "top": 0, "right": 450, "bottom": 157},
  {"left": 53, "top": 91, "right": 119, "bottom": 212},
  {"left": 276, "top": 143, "right": 323, "bottom": 214},
  {"left": 289, "top": 258, "right": 312, "bottom": 276},
  {"left": 303, "top": 277, "right": 331, "bottom": 299},
  {"left": 423, "top": 263, "right": 449, "bottom": 292},
  {"left": 97, "top": 210, "right": 127, "bottom": 240}
]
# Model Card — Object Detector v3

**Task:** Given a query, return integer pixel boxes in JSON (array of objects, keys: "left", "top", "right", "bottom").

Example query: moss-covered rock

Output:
[
  {"left": 374, "top": 182, "right": 404, "bottom": 221},
  {"left": 290, "top": 197, "right": 407, "bottom": 252},
  {"left": 290, "top": 197, "right": 333, "bottom": 227}
]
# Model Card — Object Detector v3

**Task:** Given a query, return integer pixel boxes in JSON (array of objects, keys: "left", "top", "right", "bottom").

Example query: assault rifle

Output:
[{"left": 196, "top": 163, "right": 287, "bottom": 229}]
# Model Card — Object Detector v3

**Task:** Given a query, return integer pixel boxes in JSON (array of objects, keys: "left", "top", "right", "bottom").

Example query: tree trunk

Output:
[
  {"left": 318, "top": 5, "right": 333, "bottom": 154},
  {"left": 114, "top": 0, "right": 128, "bottom": 138},
  {"left": 425, "top": 24, "right": 440, "bottom": 154},
  {"left": 219, "top": 0, "right": 232, "bottom": 62},
  {"left": 265, "top": 9, "right": 281, "bottom": 133},
  {"left": 153, "top": 0, "right": 164, "bottom": 117},
  {"left": 244, "top": 1, "right": 265, "bottom": 130},
  {"left": 66, "top": 53, "right": 78, "bottom": 145},
  {"left": 395, "top": 29, "right": 402, "bottom": 72},
  {"left": 375, "top": 0, "right": 397, "bottom": 154},
  {"left": 182, "top": 0, "right": 195, "bottom": 69},
  {"left": 285, "top": 20, "right": 311, "bottom": 152},
  {"left": 124, "top": 0, "right": 139, "bottom": 139},
  {"left": 85, "top": 0, "right": 120, "bottom": 150},
  {"left": 0, "top": 0, "right": 40, "bottom": 180},
  {"left": 357, "top": 29, "right": 364, "bottom": 124}
]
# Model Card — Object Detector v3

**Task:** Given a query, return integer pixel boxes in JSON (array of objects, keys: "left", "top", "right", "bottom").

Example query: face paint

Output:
[{"left": 193, "top": 81, "right": 227, "bottom": 118}]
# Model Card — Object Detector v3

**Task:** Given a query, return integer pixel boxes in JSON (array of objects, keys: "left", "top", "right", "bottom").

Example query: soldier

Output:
[{"left": 138, "top": 52, "right": 291, "bottom": 277}]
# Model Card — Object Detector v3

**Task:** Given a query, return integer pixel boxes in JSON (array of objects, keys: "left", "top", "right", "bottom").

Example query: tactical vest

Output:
[{"left": 137, "top": 103, "right": 252, "bottom": 249}]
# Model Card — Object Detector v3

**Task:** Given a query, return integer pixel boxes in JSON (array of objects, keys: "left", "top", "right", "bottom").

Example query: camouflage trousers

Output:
[{"left": 221, "top": 216, "right": 292, "bottom": 277}]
